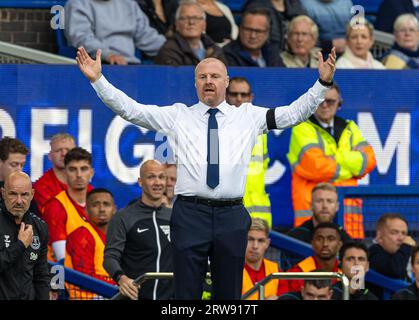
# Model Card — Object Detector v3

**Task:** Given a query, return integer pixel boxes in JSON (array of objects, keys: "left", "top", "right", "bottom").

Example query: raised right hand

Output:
[
  {"left": 18, "top": 222, "right": 33, "bottom": 248},
  {"left": 118, "top": 275, "right": 139, "bottom": 300},
  {"left": 76, "top": 47, "right": 102, "bottom": 83}
]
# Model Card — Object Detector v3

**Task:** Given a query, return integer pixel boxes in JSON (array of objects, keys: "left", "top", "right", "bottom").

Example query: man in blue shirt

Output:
[{"left": 301, "top": 0, "right": 353, "bottom": 54}]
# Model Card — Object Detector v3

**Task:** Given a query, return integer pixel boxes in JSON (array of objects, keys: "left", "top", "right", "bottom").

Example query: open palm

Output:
[
  {"left": 76, "top": 47, "right": 102, "bottom": 82},
  {"left": 318, "top": 47, "right": 337, "bottom": 83}
]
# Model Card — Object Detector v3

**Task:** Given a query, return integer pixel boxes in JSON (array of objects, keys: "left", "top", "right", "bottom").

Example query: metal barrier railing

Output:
[
  {"left": 0, "top": 40, "right": 76, "bottom": 64},
  {"left": 269, "top": 230, "right": 410, "bottom": 299},
  {"left": 111, "top": 271, "right": 349, "bottom": 300},
  {"left": 241, "top": 272, "right": 350, "bottom": 300},
  {"left": 48, "top": 261, "right": 118, "bottom": 299},
  {"left": 111, "top": 272, "right": 174, "bottom": 300}
]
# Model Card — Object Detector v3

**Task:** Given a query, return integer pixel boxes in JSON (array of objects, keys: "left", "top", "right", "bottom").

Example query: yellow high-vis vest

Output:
[
  {"left": 244, "top": 134, "right": 272, "bottom": 227},
  {"left": 287, "top": 117, "right": 376, "bottom": 239}
]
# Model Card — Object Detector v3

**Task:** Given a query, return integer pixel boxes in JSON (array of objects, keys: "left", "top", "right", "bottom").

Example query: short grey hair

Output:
[
  {"left": 393, "top": 13, "right": 419, "bottom": 33},
  {"left": 288, "top": 15, "right": 319, "bottom": 42},
  {"left": 175, "top": 0, "right": 206, "bottom": 21}
]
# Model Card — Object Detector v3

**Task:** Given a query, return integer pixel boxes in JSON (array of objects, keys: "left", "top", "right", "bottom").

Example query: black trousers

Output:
[{"left": 170, "top": 198, "right": 251, "bottom": 300}]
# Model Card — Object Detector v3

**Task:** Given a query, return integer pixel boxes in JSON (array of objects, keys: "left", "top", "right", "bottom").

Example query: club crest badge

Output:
[{"left": 31, "top": 236, "right": 40, "bottom": 250}]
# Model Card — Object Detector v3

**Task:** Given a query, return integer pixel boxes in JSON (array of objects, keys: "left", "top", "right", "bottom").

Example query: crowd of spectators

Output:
[{"left": 61, "top": 0, "right": 419, "bottom": 69}]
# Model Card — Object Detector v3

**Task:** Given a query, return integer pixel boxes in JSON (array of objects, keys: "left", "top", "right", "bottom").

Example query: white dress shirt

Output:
[
  {"left": 315, "top": 116, "right": 335, "bottom": 136},
  {"left": 92, "top": 76, "right": 328, "bottom": 199}
]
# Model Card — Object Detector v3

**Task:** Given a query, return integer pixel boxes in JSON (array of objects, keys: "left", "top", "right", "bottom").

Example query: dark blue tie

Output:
[
  {"left": 207, "top": 108, "right": 219, "bottom": 189},
  {"left": 325, "top": 126, "right": 333, "bottom": 135}
]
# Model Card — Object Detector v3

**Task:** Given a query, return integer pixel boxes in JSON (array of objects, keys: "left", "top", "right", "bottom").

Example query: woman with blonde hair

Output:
[{"left": 336, "top": 20, "right": 385, "bottom": 69}]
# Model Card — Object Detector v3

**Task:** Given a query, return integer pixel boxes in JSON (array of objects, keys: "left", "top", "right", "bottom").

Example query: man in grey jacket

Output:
[
  {"left": 104, "top": 160, "right": 173, "bottom": 300},
  {"left": 65, "top": 0, "right": 166, "bottom": 64}
]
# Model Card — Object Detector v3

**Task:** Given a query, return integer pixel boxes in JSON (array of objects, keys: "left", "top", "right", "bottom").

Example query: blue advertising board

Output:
[{"left": 0, "top": 65, "right": 417, "bottom": 228}]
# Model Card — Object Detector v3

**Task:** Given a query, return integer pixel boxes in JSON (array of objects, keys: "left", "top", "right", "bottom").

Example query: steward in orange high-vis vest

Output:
[{"left": 287, "top": 83, "right": 376, "bottom": 239}]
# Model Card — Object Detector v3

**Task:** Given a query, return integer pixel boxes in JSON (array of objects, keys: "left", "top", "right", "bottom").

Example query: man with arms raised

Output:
[{"left": 76, "top": 42, "right": 336, "bottom": 299}]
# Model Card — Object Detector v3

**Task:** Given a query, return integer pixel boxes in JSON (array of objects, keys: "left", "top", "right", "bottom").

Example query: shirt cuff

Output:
[
  {"left": 312, "top": 79, "right": 331, "bottom": 97},
  {"left": 112, "top": 270, "right": 125, "bottom": 283},
  {"left": 91, "top": 74, "right": 108, "bottom": 92},
  {"left": 318, "top": 78, "right": 334, "bottom": 87}
]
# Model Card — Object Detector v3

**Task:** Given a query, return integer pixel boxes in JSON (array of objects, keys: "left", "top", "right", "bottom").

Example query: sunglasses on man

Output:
[{"left": 226, "top": 91, "right": 251, "bottom": 98}]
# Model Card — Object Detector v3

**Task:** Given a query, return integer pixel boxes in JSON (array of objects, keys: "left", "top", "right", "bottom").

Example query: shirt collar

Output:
[
  {"left": 314, "top": 115, "right": 334, "bottom": 129},
  {"left": 197, "top": 100, "right": 232, "bottom": 117}
]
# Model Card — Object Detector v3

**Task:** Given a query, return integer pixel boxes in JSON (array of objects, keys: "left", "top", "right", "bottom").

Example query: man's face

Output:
[
  {"left": 314, "top": 88, "right": 340, "bottom": 124},
  {"left": 312, "top": 228, "right": 342, "bottom": 260},
  {"left": 0, "top": 153, "right": 26, "bottom": 181},
  {"left": 301, "top": 284, "right": 333, "bottom": 300},
  {"left": 245, "top": 229, "right": 270, "bottom": 264},
  {"left": 288, "top": 20, "right": 316, "bottom": 57},
  {"left": 86, "top": 192, "right": 116, "bottom": 227},
  {"left": 341, "top": 248, "right": 369, "bottom": 280},
  {"left": 138, "top": 165, "right": 167, "bottom": 201},
  {"left": 376, "top": 218, "right": 408, "bottom": 254},
  {"left": 48, "top": 138, "right": 75, "bottom": 170},
  {"left": 176, "top": 5, "right": 206, "bottom": 40},
  {"left": 226, "top": 81, "right": 253, "bottom": 107},
  {"left": 195, "top": 59, "right": 229, "bottom": 107},
  {"left": 312, "top": 189, "right": 339, "bottom": 224},
  {"left": 164, "top": 165, "right": 177, "bottom": 201},
  {"left": 239, "top": 14, "right": 270, "bottom": 52},
  {"left": 65, "top": 160, "right": 94, "bottom": 191},
  {"left": 1, "top": 175, "right": 34, "bottom": 219}
]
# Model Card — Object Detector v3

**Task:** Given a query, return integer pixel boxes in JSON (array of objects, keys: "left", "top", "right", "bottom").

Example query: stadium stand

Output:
[
  {"left": 2, "top": 0, "right": 418, "bottom": 301},
  {"left": 0, "top": 0, "right": 390, "bottom": 60}
]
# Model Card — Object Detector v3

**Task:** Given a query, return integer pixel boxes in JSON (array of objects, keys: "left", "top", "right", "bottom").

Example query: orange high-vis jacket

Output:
[
  {"left": 287, "top": 116, "right": 376, "bottom": 239},
  {"left": 55, "top": 191, "right": 112, "bottom": 299}
]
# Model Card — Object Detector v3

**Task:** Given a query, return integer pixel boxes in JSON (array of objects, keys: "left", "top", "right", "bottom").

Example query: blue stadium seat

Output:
[
  {"left": 0, "top": 0, "right": 67, "bottom": 8},
  {"left": 55, "top": 28, "right": 77, "bottom": 59}
]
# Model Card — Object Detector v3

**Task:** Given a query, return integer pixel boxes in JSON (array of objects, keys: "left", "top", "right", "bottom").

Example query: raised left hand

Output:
[{"left": 318, "top": 47, "right": 337, "bottom": 83}]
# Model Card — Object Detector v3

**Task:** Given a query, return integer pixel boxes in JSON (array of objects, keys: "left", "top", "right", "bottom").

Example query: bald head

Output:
[
  {"left": 138, "top": 160, "right": 167, "bottom": 205},
  {"left": 2, "top": 171, "right": 34, "bottom": 220},
  {"left": 4, "top": 171, "right": 32, "bottom": 190},
  {"left": 140, "top": 160, "right": 165, "bottom": 179},
  {"left": 195, "top": 58, "right": 228, "bottom": 78},
  {"left": 195, "top": 58, "right": 229, "bottom": 107}
]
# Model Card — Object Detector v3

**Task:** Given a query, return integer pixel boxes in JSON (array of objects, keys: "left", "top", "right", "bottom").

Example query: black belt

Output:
[{"left": 177, "top": 195, "right": 243, "bottom": 207}]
